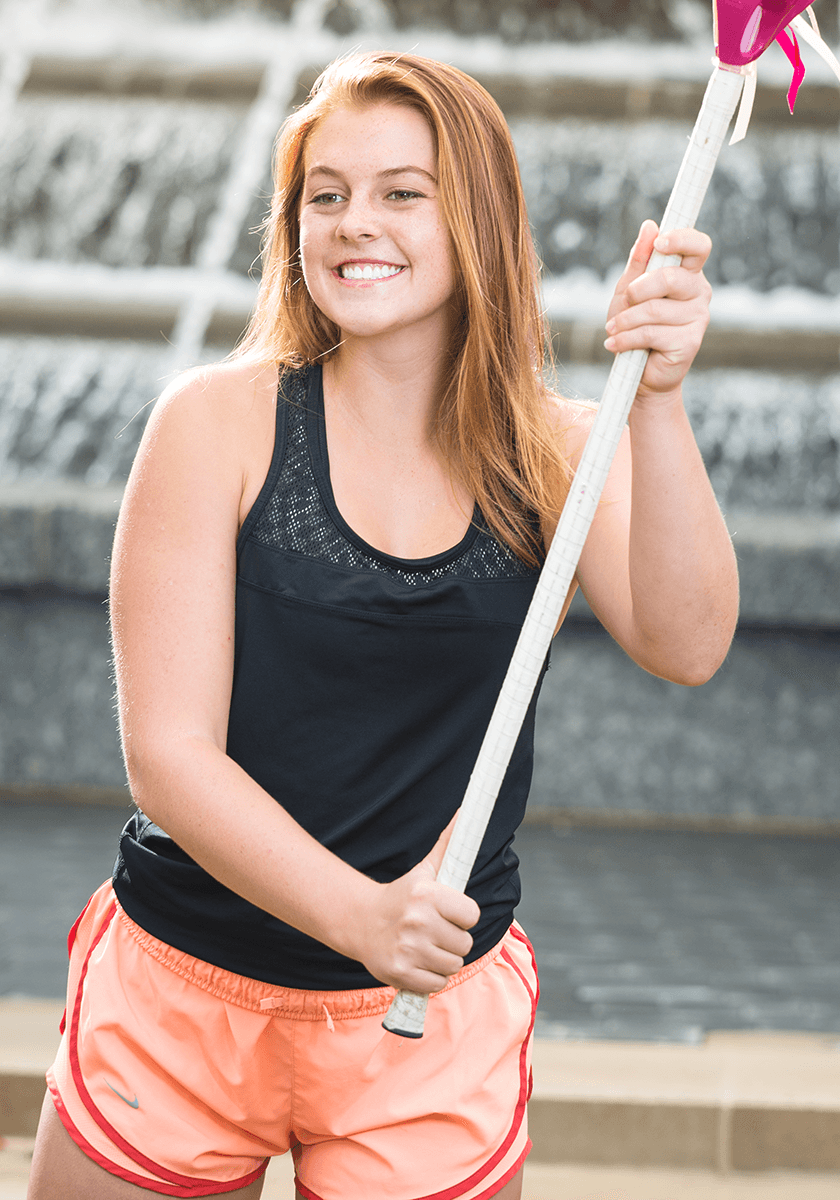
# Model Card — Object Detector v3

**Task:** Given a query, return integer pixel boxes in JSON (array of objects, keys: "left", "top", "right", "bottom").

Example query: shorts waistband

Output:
[{"left": 116, "top": 901, "right": 509, "bottom": 1021}]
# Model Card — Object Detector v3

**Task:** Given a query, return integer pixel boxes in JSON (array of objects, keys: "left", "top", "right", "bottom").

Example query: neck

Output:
[{"left": 323, "top": 324, "right": 453, "bottom": 450}]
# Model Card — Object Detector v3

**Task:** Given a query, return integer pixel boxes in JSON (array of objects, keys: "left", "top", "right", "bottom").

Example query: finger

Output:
[
  {"left": 605, "top": 316, "right": 703, "bottom": 359},
  {"left": 652, "top": 228, "right": 712, "bottom": 273},
  {"left": 607, "top": 296, "right": 707, "bottom": 340},
  {"left": 606, "top": 220, "right": 662, "bottom": 324},
  {"left": 608, "top": 221, "right": 659, "bottom": 315},
  {"left": 623, "top": 265, "right": 711, "bottom": 309},
  {"left": 421, "top": 810, "right": 460, "bottom": 878},
  {"left": 384, "top": 936, "right": 468, "bottom": 994},
  {"left": 395, "top": 965, "right": 456, "bottom": 996},
  {"left": 435, "top": 885, "right": 481, "bottom": 932},
  {"left": 625, "top": 219, "right": 659, "bottom": 279}
]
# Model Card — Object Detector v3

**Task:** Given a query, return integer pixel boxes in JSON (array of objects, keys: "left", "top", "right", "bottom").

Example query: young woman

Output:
[{"left": 29, "top": 52, "right": 738, "bottom": 1200}]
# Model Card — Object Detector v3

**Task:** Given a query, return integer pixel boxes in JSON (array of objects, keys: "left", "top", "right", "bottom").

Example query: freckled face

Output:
[{"left": 299, "top": 103, "right": 456, "bottom": 346}]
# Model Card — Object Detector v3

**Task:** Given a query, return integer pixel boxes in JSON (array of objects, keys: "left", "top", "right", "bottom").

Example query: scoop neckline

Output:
[{"left": 307, "top": 364, "right": 481, "bottom": 571}]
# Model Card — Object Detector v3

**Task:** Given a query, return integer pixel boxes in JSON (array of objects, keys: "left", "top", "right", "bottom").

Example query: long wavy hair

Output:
[{"left": 234, "top": 51, "right": 571, "bottom": 564}]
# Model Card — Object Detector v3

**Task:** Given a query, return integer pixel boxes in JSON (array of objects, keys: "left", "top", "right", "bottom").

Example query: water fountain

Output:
[{"left": 0, "top": 0, "right": 838, "bottom": 825}]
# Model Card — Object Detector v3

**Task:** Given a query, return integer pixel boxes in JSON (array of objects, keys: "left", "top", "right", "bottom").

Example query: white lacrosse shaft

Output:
[{"left": 383, "top": 63, "right": 744, "bottom": 1038}]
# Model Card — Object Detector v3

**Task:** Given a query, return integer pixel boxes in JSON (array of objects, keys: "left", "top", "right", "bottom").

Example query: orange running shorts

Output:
[{"left": 47, "top": 881, "right": 538, "bottom": 1199}]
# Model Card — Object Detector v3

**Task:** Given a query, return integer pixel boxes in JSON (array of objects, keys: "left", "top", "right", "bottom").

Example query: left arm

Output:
[{"left": 556, "top": 221, "right": 739, "bottom": 685}]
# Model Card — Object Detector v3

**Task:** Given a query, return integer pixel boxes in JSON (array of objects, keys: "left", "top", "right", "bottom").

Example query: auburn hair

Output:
[{"left": 234, "top": 51, "right": 571, "bottom": 564}]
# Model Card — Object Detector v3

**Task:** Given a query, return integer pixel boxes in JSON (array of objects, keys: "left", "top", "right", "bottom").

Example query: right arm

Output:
[{"left": 110, "top": 363, "right": 478, "bottom": 994}]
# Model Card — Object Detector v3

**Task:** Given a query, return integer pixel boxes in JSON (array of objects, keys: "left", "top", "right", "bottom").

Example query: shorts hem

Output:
[
  {"left": 47, "top": 1080, "right": 270, "bottom": 1198},
  {"left": 295, "top": 1141, "right": 531, "bottom": 1200}
]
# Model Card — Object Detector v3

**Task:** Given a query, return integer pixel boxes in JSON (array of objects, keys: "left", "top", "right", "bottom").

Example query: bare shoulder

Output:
[
  {"left": 142, "top": 357, "right": 277, "bottom": 454},
  {"left": 130, "top": 356, "right": 278, "bottom": 528}
]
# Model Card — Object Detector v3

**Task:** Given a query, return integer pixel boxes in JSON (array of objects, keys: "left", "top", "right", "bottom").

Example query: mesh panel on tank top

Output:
[{"left": 250, "top": 371, "right": 538, "bottom": 586}]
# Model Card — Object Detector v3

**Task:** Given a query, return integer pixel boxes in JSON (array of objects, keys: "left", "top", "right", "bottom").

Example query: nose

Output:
[{"left": 334, "top": 194, "right": 380, "bottom": 242}]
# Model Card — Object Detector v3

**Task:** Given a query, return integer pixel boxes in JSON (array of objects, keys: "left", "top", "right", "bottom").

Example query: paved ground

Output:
[{"left": 1, "top": 801, "right": 839, "bottom": 1043}]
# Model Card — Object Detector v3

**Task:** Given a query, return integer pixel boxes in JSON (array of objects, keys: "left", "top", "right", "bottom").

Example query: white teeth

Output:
[{"left": 340, "top": 263, "right": 403, "bottom": 280}]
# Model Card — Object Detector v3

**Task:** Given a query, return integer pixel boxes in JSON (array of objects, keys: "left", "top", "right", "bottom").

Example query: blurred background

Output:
[
  {"left": 0, "top": 0, "right": 839, "bottom": 1192},
  {"left": 1, "top": 0, "right": 838, "bottom": 828}
]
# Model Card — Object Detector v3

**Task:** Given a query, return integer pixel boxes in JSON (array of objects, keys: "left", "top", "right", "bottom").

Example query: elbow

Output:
[
  {"left": 120, "top": 731, "right": 198, "bottom": 826},
  {"left": 658, "top": 630, "right": 736, "bottom": 688},
  {"left": 122, "top": 740, "right": 165, "bottom": 823},
  {"left": 668, "top": 660, "right": 723, "bottom": 688}
]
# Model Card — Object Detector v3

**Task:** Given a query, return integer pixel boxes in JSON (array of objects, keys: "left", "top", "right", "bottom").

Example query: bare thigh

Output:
[
  {"left": 493, "top": 1166, "right": 523, "bottom": 1199},
  {"left": 27, "top": 1093, "right": 266, "bottom": 1200}
]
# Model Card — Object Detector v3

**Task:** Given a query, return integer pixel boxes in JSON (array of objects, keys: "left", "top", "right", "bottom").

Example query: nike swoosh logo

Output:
[{"left": 105, "top": 1080, "right": 139, "bottom": 1109}]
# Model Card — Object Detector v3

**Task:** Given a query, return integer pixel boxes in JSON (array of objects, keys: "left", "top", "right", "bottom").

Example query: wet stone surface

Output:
[
  {"left": 3, "top": 349, "right": 839, "bottom": 514},
  {"left": 512, "top": 119, "right": 840, "bottom": 293},
  {"left": 0, "top": 96, "right": 246, "bottom": 268},
  {"left": 533, "top": 622, "right": 840, "bottom": 826},
  {"left": 49, "top": 0, "right": 296, "bottom": 21},
  {"left": 2, "top": 801, "right": 839, "bottom": 1045},
  {"left": 0, "top": 598, "right": 125, "bottom": 792}
]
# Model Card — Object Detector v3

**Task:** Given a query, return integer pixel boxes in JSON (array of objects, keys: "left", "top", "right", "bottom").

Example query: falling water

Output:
[
  {"left": 0, "top": 95, "right": 248, "bottom": 268},
  {"left": 0, "top": 0, "right": 837, "bottom": 498},
  {"left": 512, "top": 118, "right": 840, "bottom": 293},
  {"left": 554, "top": 363, "right": 840, "bottom": 513},
  {"left": 0, "top": 336, "right": 170, "bottom": 483}
]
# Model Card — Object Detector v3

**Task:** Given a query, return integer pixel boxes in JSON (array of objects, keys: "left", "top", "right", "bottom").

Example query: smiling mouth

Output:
[{"left": 338, "top": 263, "right": 405, "bottom": 281}]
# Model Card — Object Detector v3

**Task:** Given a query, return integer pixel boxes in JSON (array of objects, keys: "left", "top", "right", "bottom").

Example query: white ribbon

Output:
[
  {"left": 729, "top": 62, "right": 757, "bottom": 144},
  {"left": 791, "top": 8, "right": 840, "bottom": 82}
]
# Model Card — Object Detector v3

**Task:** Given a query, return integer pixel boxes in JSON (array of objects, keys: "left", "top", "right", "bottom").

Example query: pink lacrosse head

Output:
[{"left": 715, "top": 0, "right": 812, "bottom": 65}]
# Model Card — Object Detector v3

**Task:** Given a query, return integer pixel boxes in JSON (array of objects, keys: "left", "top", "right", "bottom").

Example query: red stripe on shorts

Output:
[
  {"left": 415, "top": 929, "right": 539, "bottom": 1200},
  {"left": 61, "top": 899, "right": 267, "bottom": 1197}
]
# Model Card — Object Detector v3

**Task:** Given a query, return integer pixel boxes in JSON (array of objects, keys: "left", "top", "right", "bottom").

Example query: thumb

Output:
[
  {"left": 625, "top": 218, "right": 659, "bottom": 279},
  {"left": 420, "top": 809, "right": 461, "bottom": 880}
]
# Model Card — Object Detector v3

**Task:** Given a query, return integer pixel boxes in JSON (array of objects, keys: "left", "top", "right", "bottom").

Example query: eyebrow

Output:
[{"left": 305, "top": 165, "right": 437, "bottom": 184}]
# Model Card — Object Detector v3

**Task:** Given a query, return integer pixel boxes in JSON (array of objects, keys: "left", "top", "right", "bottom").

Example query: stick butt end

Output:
[{"left": 382, "top": 989, "right": 428, "bottom": 1038}]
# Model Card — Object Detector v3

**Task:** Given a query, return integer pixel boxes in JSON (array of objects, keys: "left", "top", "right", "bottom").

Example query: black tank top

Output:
[{"left": 114, "top": 364, "right": 549, "bottom": 988}]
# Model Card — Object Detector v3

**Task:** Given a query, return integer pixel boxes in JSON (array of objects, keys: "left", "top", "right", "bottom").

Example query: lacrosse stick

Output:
[{"left": 383, "top": 0, "right": 840, "bottom": 1038}]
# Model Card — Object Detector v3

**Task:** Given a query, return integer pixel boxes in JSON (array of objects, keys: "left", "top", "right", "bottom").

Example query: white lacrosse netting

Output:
[{"left": 383, "top": 64, "right": 745, "bottom": 1038}]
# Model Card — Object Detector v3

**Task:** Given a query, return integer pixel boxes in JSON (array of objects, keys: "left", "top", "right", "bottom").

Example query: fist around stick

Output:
[
  {"left": 352, "top": 814, "right": 481, "bottom": 995},
  {"left": 604, "top": 220, "right": 713, "bottom": 404}
]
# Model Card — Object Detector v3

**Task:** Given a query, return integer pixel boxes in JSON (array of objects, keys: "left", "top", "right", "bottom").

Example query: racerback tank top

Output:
[{"left": 113, "top": 364, "right": 549, "bottom": 988}]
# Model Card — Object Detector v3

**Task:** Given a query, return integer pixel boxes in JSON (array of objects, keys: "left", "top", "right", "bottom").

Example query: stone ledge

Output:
[
  {"left": 2, "top": 486, "right": 839, "bottom": 626},
  {"left": 550, "top": 321, "right": 840, "bottom": 373},
  {"left": 0, "top": 483, "right": 122, "bottom": 593},
  {"left": 571, "top": 509, "right": 840, "bottom": 627},
  {"left": 529, "top": 1033, "right": 840, "bottom": 1171}
]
